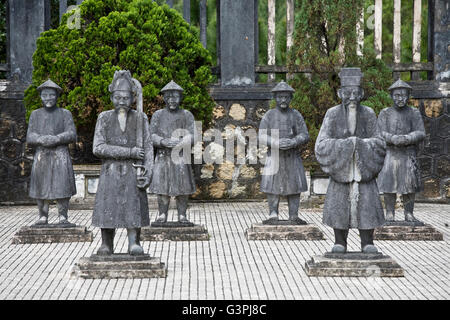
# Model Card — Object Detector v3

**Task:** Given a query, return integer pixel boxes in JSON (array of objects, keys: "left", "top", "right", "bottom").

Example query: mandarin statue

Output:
[
  {"left": 26, "top": 79, "right": 77, "bottom": 225},
  {"left": 92, "top": 70, "right": 153, "bottom": 255},
  {"left": 314, "top": 68, "right": 386, "bottom": 254},
  {"left": 259, "top": 81, "right": 309, "bottom": 224},
  {"left": 377, "top": 80, "right": 426, "bottom": 223}
]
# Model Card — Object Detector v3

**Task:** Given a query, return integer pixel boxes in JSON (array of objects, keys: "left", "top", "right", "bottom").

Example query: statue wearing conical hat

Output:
[
  {"left": 377, "top": 79, "right": 425, "bottom": 223},
  {"left": 149, "top": 80, "right": 196, "bottom": 223},
  {"left": 92, "top": 70, "right": 153, "bottom": 255},
  {"left": 315, "top": 68, "right": 386, "bottom": 254},
  {"left": 26, "top": 79, "right": 77, "bottom": 225},
  {"left": 258, "top": 81, "right": 310, "bottom": 223}
]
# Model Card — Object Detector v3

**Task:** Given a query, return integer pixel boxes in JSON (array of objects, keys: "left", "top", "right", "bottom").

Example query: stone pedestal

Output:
[
  {"left": 246, "top": 220, "right": 325, "bottom": 240},
  {"left": 12, "top": 223, "right": 93, "bottom": 244},
  {"left": 71, "top": 254, "right": 167, "bottom": 279},
  {"left": 305, "top": 252, "right": 404, "bottom": 277},
  {"left": 374, "top": 221, "right": 443, "bottom": 241},
  {"left": 140, "top": 221, "right": 210, "bottom": 241}
]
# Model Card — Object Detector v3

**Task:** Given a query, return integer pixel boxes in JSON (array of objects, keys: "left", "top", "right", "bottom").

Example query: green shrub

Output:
[
  {"left": 25, "top": 0, "right": 214, "bottom": 136},
  {"left": 288, "top": 0, "right": 393, "bottom": 164}
]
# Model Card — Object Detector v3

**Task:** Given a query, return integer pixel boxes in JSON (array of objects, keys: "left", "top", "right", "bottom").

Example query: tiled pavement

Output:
[{"left": 0, "top": 202, "right": 449, "bottom": 300}]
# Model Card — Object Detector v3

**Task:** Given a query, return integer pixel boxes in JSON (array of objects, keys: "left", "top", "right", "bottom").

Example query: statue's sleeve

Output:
[
  {"left": 355, "top": 110, "right": 386, "bottom": 182},
  {"left": 377, "top": 109, "right": 394, "bottom": 144},
  {"left": 314, "top": 109, "right": 356, "bottom": 183},
  {"left": 181, "top": 111, "right": 195, "bottom": 147},
  {"left": 26, "top": 111, "right": 42, "bottom": 146},
  {"left": 293, "top": 111, "right": 309, "bottom": 147},
  {"left": 258, "top": 114, "right": 272, "bottom": 146},
  {"left": 93, "top": 112, "right": 132, "bottom": 159},
  {"left": 56, "top": 110, "right": 77, "bottom": 146},
  {"left": 143, "top": 113, "right": 153, "bottom": 179},
  {"left": 149, "top": 111, "right": 164, "bottom": 147},
  {"left": 404, "top": 108, "right": 426, "bottom": 145}
]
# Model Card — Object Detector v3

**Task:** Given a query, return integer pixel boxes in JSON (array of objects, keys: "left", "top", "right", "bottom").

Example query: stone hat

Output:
[
  {"left": 388, "top": 79, "right": 412, "bottom": 92},
  {"left": 108, "top": 70, "right": 135, "bottom": 93},
  {"left": 271, "top": 81, "right": 295, "bottom": 93},
  {"left": 37, "top": 79, "right": 62, "bottom": 94},
  {"left": 338, "top": 67, "right": 363, "bottom": 87},
  {"left": 161, "top": 80, "right": 184, "bottom": 93}
]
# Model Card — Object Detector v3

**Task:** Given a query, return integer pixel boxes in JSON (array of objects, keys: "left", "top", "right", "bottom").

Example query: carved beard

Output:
[{"left": 118, "top": 108, "right": 127, "bottom": 132}]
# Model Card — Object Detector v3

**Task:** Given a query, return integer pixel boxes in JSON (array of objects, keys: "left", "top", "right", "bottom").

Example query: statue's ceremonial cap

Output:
[
  {"left": 388, "top": 79, "right": 412, "bottom": 92},
  {"left": 108, "top": 70, "right": 135, "bottom": 93},
  {"left": 161, "top": 80, "right": 184, "bottom": 93},
  {"left": 37, "top": 79, "right": 62, "bottom": 93},
  {"left": 271, "top": 81, "right": 295, "bottom": 93},
  {"left": 339, "top": 67, "right": 363, "bottom": 87}
]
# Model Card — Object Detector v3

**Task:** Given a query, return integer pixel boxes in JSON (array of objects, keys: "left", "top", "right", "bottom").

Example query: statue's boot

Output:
[
  {"left": 97, "top": 228, "right": 115, "bottom": 255},
  {"left": 402, "top": 193, "right": 417, "bottom": 222},
  {"left": 176, "top": 195, "right": 190, "bottom": 223},
  {"left": 332, "top": 228, "right": 348, "bottom": 253},
  {"left": 360, "top": 229, "right": 378, "bottom": 253},
  {"left": 267, "top": 194, "right": 280, "bottom": 221},
  {"left": 127, "top": 228, "right": 144, "bottom": 255},
  {"left": 287, "top": 194, "right": 307, "bottom": 224},
  {"left": 57, "top": 198, "right": 70, "bottom": 224},
  {"left": 384, "top": 193, "right": 396, "bottom": 221},
  {"left": 156, "top": 194, "right": 170, "bottom": 223},
  {"left": 36, "top": 199, "right": 49, "bottom": 225}
]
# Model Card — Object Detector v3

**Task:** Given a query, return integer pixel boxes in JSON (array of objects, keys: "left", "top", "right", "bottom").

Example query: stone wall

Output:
[{"left": 0, "top": 80, "right": 32, "bottom": 203}]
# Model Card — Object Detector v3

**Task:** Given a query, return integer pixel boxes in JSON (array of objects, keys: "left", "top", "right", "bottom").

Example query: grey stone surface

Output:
[
  {"left": 0, "top": 202, "right": 449, "bottom": 299},
  {"left": 378, "top": 80, "right": 426, "bottom": 223},
  {"left": 305, "top": 253, "right": 404, "bottom": 277},
  {"left": 246, "top": 223, "right": 325, "bottom": 240},
  {"left": 72, "top": 254, "right": 167, "bottom": 279},
  {"left": 374, "top": 224, "right": 444, "bottom": 241},
  {"left": 315, "top": 68, "right": 386, "bottom": 253},
  {"left": 8, "top": 0, "right": 50, "bottom": 83},
  {"left": 219, "top": 0, "right": 257, "bottom": 86},
  {"left": 11, "top": 225, "right": 92, "bottom": 244},
  {"left": 432, "top": 0, "right": 450, "bottom": 82},
  {"left": 141, "top": 225, "right": 209, "bottom": 241}
]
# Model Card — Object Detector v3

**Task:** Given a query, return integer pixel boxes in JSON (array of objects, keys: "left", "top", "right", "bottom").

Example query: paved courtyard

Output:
[{"left": 0, "top": 202, "right": 449, "bottom": 300}]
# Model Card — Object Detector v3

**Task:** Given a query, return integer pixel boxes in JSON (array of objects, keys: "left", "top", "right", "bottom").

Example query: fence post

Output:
[
  {"left": 411, "top": 0, "right": 422, "bottom": 80},
  {"left": 8, "top": 0, "right": 51, "bottom": 83},
  {"left": 267, "top": 0, "right": 276, "bottom": 82},
  {"left": 393, "top": 0, "right": 401, "bottom": 80},
  {"left": 219, "top": 0, "right": 257, "bottom": 86},
  {"left": 431, "top": 0, "right": 450, "bottom": 82},
  {"left": 374, "top": 0, "right": 382, "bottom": 59},
  {"left": 59, "top": 0, "right": 68, "bottom": 23},
  {"left": 200, "top": 0, "right": 207, "bottom": 48},
  {"left": 183, "top": 0, "right": 191, "bottom": 24}
]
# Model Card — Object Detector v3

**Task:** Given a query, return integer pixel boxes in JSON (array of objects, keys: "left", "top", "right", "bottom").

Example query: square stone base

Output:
[
  {"left": 12, "top": 224, "right": 93, "bottom": 244},
  {"left": 305, "top": 252, "right": 404, "bottom": 277},
  {"left": 374, "top": 222, "right": 443, "bottom": 241},
  {"left": 71, "top": 254, "right": 168, "bottom": 279},
  {"left": 140, "top": 222, "right": 210, "bottom": 241},
  {"left": 246, "top": 222, "right": 325, "bottom": 240}
]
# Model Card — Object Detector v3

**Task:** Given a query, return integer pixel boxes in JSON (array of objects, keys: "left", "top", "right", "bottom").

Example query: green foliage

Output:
[
  {"left": 0, "top": 0, "right": 6, "bottom": 64},
  {"left": 289, "top": 0, "right": 393, "bottom": 158},
  {"left": 25, "top": 0, "right": 214, "bottom": 136}
]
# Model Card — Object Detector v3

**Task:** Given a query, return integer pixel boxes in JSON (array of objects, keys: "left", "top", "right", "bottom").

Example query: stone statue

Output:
[
  {"left": 315, "top": 68, "right": 386, "bottom": 253},
  {"left": 259, "top": 81, "right": 309, "bottom": 223},
  {"left": 92, "top": 70, "right": 153, "bottom": 255},
  {"left": 149, "top": 80, "right": 196, "bottom": 223},
  {"left": 26, "top": 79, "right": 77, "bottom": 225},
  {"left": 377, "top": 80, "right": 425, "bottom": 222}
]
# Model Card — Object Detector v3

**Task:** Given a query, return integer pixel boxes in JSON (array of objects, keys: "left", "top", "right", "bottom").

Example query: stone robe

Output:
[
  {"left": 26, "top": 107, "right": 77, "bottom": 199},
  {"left": 315, "top": 104, "right": 386, "bottom": 230},
  {"left": 149, "top": 108, "right": 196, "bottom": 196},
  {"left": 92, "top": 109, "right": 153, "bottom": 228},
  {"left": 259, "top": 108, "right": 309, "bottom": 195},
  {"left": 377, "top": 106, "right": 425, "bottom": 194}
]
